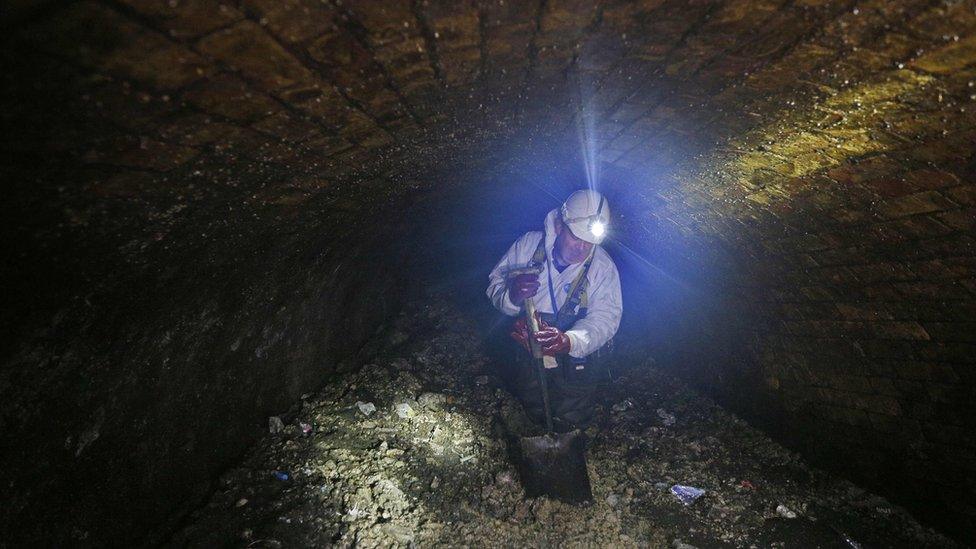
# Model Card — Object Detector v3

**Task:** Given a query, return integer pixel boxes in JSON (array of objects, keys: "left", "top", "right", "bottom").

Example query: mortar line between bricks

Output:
[
  {"left": 691, "top": 0, "right": 949, "bottom": 144},
  {"left": 514, "top": 0, "right": 547, "bottom": 123},
  {"left": 76, "top": 1, "right": 199, "bottom": 92},
  {"left": 135, "top": 76, "right": 276, "bottom": 139},
  {"left": 559, "top": 3, "right": 607, "bottom": 134},
  {"left": 702, "top": 91, "right": 959, "bottom": 162},
  {"left": 229, "top": 4, "right": 399, "bottom": 141},
  {"left": 648, "top": 155, "right": 971, "bottom": 266},
  {"left": 95, "top": 0, "right": 368, "bottom": 151},
  {"left": 598, "top": 1, "right": 724, "bottom": 123},
  {"left": 475, "top": 3, "right": 490, "bottom": 83},
  {"left": 616, "top": 117, "right": 966, "bottom": 266},
  {"left": 327, "top": 0, "right": 425, "bottom": 126},
  {"left": 168, "top": 93, "right": 343, "bottom": 158},
  {"left": 690, "top": 0, "right": 802, "bottom": 77},
  {"left": 587, "top": 0, "right": 689, "bottom": 94},
  {"left": 3, "top": 47, "right": 214, "bottom": 165},
  {"left": 223, "top": 5, "right": 395, "bottom": 138},
  {"left": 558, "top": 2, "right": 607, "bottom": 87},
  {"left": 596, "top": 0, "right": 823, "bottom": 155},
  {"left": 601, "top": 0, "right": 871, "bottom": 160},
  {"left": 410, "top": 0, "right": 447, "bottom": 89},
  {"left": 230, "top": 71, "right": 359, "bottom": 147}
]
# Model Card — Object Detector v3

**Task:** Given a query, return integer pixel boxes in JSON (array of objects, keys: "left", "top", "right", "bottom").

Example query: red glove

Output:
[
  {"left": 508, "top": 273, "right": 540, "bottom": 306},
  {"left": 534, "top": 324, "right": 571, "bottom": 356},
  {"left": 509, "top": 317, "right": 531, "bottom": 353}
]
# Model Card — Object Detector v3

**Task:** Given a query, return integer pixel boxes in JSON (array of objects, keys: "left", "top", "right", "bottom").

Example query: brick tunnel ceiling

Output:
[
  {"left": 7, "top": 0, "right": 976, "bottom": 262},
  {"left": 4, "top": 0, "right": 976, "bottom": 543}
]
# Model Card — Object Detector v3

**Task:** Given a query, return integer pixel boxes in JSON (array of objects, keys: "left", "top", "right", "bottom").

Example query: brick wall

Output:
[{"left": 589, "top": 1, "right": 976, "bottom": 539}]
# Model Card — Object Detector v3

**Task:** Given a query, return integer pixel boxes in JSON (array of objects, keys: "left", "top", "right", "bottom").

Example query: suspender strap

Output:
[
  {"left": 559, "top": 255, "right": 593, "bottom": 321},
  {"left": 530, "top": 237, "right": 593, "bottom": 324},
  {"left": 530, "top": 239, "right": 546, "bottom": 266}
]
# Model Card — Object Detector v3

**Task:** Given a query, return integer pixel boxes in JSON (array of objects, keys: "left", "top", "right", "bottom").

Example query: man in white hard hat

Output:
[{"left": 487, "top": 189, "right": 622, "bottom": 430}]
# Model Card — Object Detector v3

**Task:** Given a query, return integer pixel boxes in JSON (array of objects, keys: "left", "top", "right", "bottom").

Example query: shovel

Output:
[{"left": 515, "top": 297, "right": 593, "bottom": 503}]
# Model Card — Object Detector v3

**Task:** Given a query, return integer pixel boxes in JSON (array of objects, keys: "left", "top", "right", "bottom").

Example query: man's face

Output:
[{"left": 554, "top": 218, "right": 594, "bottom": 265}]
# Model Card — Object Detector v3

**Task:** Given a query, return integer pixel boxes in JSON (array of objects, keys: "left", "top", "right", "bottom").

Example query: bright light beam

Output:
[{"left": 573, "top": 69, "right": 600, "bottom": 193}]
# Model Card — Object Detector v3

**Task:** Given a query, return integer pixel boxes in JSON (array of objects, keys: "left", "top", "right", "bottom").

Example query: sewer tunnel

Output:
[{"left": 2, "top": 0, "right": 975, "bottom": 546}]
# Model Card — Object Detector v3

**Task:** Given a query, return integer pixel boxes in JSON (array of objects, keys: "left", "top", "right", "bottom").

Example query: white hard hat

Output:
[{"left": 561, "top": 189, "right": 610, "bottom": 244}]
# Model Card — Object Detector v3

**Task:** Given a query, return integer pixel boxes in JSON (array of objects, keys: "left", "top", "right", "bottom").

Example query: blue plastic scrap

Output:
[
  {"left": 670, "top": 484, "right": 705, "bottom": 505},
  {"left": 273, "top": 471, "right": 290, "bottom": 481}
]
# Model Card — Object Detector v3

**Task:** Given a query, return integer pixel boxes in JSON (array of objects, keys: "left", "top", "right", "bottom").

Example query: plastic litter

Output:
[
  {"left": 356, "top": 401, "right": 376, "bottom": 416},
  {"left": 268, "top": 416, "right": 284, "bottom": 434},
  {"left": 300, "top": 422, "right": 312, "bottom": 435},
  {"left": 776, "top": 503, "right": 797, "bottom": 518},
  {"left": 657, "top": 408, "right": 676, "bottom": 426},
  {"left": 670, "top": 484, "right": 705, "bottom": 505},
  {"left": 273, "top": 471, "right": 290, "bottom": 481}
]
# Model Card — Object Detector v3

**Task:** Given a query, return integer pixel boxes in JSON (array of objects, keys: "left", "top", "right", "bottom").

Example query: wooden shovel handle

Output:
[{"left": 524, "top": 299, "right": 543, "bottom": 359}]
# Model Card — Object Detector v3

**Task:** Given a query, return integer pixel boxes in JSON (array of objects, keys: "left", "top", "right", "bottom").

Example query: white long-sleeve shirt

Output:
[{"left": 487, "top": 209, "right": 622, "bottom": 359}]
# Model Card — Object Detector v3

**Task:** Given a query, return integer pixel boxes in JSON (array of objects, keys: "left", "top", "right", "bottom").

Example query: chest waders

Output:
[{"left": 515, "top": 238, "right": 604, "bottom": 430}]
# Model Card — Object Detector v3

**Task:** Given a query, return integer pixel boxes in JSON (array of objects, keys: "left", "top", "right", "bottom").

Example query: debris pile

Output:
[{"left": 171, "top": 298, "right": 957, "bottom": 548}]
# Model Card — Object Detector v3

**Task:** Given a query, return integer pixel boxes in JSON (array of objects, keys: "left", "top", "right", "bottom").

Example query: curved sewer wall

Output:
[{"left": 2, "top": 0, "right": 975, "bottom": 545}]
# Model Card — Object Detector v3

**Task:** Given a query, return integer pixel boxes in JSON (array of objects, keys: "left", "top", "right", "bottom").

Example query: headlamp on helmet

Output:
[{"left": 561, "top": 192, "right": 609, "bottom": 244}]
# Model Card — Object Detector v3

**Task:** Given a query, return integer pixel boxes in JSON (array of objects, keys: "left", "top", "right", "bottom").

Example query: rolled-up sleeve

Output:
[{"left": 564, "top": 260, "right": 622, "bottom": 358}]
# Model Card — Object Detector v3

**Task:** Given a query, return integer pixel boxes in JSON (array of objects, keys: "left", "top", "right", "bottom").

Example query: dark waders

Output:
[
  {"left": 514, "top": 238, "right": 605, "bottom": 432},
  {"left": 514, "top": 311, "right": 605, "bottom": 431}
]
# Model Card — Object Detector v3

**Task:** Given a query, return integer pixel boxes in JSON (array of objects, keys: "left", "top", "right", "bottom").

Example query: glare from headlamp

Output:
[{"left": 590, "top": 220, "right": 606, "bottom": 239}]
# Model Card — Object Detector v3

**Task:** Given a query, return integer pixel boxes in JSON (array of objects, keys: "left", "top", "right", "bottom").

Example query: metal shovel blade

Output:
[{"left": 517, "top": 429, "right": 593, "bottom": 503}]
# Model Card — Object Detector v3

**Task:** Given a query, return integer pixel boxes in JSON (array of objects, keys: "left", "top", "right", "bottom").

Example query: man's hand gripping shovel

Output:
[{"left": 505, "top": 265, "right": 593, "bottom": 504}]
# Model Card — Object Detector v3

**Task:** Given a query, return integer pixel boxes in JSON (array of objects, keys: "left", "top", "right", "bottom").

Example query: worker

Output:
[{"left": 487, "top": 189, "right": 622, "bottom": 431}]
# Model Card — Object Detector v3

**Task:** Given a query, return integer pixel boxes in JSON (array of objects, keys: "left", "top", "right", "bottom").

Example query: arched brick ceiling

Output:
[{"left": 7, "top": 1, "right": 975, "bottom": 222}]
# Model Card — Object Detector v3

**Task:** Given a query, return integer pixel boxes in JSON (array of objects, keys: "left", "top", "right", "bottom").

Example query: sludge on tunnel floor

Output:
[{"left": 169, "top": 297, "right": 955, "bottom": 548}]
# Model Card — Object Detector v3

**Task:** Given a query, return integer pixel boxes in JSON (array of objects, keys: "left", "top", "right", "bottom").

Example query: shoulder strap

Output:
[
  {"left": 531, "top": 236, "right": 562, "bottom": 315},
  {"left": 533, "top": 234, "right": 593, "bottom": 321},
  {"left": 558, "top": 254, "right": 593, "bottom": 321},
  {"left": 530, "top": 237, "right": 546, "bottom": 267}
]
